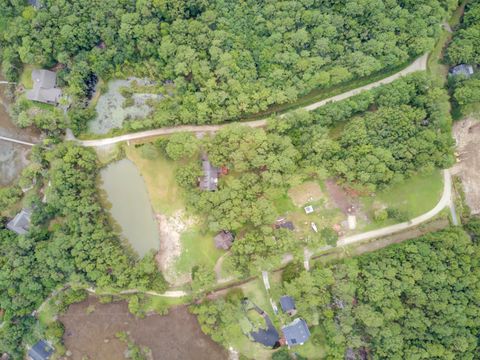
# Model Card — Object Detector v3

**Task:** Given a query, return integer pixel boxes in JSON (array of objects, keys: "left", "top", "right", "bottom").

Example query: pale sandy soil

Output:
[
  {"left": 452, "top": 117, "right": 480, "bottom": 215},
  {"left": 155, "top": 211, "right": 195, "bottom": 286}
]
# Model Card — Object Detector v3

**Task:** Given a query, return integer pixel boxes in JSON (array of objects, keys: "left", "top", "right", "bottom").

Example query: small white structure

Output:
[
  {"left": 304, "top": 205, "right": 314, "bottom": 214},
  {"left": 310, "top": 222, "right": 318, "bottom": 233},
  {"left": 347, "top": 215, "right": 357, "bottom": 230},
  {"left": 262, "top": 271, "right": 270, "bottom": 291}
]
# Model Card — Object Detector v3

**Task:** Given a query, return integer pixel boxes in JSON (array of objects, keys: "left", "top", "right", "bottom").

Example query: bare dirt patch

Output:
[
  {"left": 288, "top": 181, "right": 324, "bottom": 206},
  {"left": 452, "top": 117, "right": 480, "bottom": 215},
  {"left": 60, "top": 296, "right": 227, "bottom": 360},
  {"left": 155, "top": 211, "right": 195, "bottom": 286},
  {"left": 325, "top": 179, "right": 358, "bottom": 214}
]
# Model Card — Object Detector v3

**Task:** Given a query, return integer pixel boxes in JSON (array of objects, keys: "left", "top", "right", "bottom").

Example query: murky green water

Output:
[{"left": 100, "top": 159, "right": 159, "bottom": 257}]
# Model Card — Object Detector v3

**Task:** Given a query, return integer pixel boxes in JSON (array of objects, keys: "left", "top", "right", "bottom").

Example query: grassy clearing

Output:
[
  {"left": 225, "top": 279, "right": 276, "bottom": 360},
  {"left": 175, "top": 226, "right": 224, "bottom": 274},
  {"left": 427, "top": 29, "right": 451, "bottom": 85},
  {"left": 140, "top": 294, "right": 188, "bottom": 314},
  {"left": 294, "top": 325, "right": 327, "bottom": 359},
  {"left": 283, "top": 181, "right": 344, "bottom": 243},
  {"left": 125, "top": 145, "right": 184, "bottom": 215},
  {"left": 358, "top": 170, "right": 443, "bottom": 231},
  {"left": 20, "top": 65, "right": 34, "bottom": 89}
]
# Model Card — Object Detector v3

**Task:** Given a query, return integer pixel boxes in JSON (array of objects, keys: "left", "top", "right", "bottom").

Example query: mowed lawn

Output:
[
  {"left": 126, "top": 145, "right": 184, "bottom": 215},
  {"left": 359, "top": 170, "right": 444, "bottom": 231},
  {"left": 175, "top": 227, "right": 224, "bottom": 274},
  {"left": 126, "top": 144, "right": 222, "bottom": 276}
]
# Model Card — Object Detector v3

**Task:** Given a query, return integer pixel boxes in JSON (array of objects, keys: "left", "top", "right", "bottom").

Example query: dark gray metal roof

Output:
[
  {"left": 450, "top": 64, "right": 474, "bottom": 77},
  {"left": 199, "top": 157, "right": 219, "bottom": 191},
  {"left": 26, "top": 69, "right": 62, "bottom": 104},
  {"left": 279, "top": 296, "right": 296, "bottom": 312},
  {"left": 282, "top": 318, "right": 310, "bottom": 346},
  {"left": 250, "top": 315, "right": 279, "bottom": 348},
  {"left": 6, "top": 209, "right": 31, "bottom": 235},
  {"left": 28, "top": 340, "right": 54, "bottom": 360}
]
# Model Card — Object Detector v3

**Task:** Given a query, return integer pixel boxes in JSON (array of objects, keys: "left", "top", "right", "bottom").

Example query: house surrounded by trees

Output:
[
  {"left": 28, "top": 340, "right": 54, "bottom": 360},
  {"left": 281, "top": 318, "right": 310, "bottom": 347},
  {"left": 6, "top": 208, "right": 31, "bottom": 235},
  {"left": 26, "top": 69, "right": 62, "bottom": 105},
  {"left": 199, "top": 154, "right": 220, "bottom": 191},
  {"left": 450, "top": 64, "right": 474, "bottom": 77}
]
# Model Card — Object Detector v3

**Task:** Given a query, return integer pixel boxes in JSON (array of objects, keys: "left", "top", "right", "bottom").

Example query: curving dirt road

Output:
[
  {"left": 338, "top": 169, "right": 452, "bottom": 246},
  {"left": 80, "top": 53, "right": 428, "bottom": 148}
]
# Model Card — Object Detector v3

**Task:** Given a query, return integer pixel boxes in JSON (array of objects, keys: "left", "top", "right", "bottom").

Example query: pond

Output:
[
  {"left": 100, "top": 158, "right": 160, "bottom": 257},
  {"left": 89, "top": 78, "right": 161, "bottom": 134}
]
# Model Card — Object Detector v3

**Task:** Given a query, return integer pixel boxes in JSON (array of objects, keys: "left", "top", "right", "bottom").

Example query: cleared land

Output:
[
  {"left": 60, "top": 297, "right": 227, "bottom": 360},
  {"left": 452, "top": 117, "right": 480, "bottom": 215}
]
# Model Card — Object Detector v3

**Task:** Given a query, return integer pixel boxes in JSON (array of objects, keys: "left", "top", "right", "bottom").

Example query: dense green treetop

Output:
[{"left": 0, "top": 0, "right": 457, "bottom": 128}]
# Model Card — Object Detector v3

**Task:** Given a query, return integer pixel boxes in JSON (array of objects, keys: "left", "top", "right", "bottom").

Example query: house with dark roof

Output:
[
  {"left": 279, "top": 295, "right": 297, "bottom": 316},
  {"left": 28, "top": 340, "right": 54, "bottom": 360},
  {"left": 214, "top": 230, "right": 234, "bottom": 250},
  {"left": 6, "top": 209, "right": 31, "bottom": 235},
  {"left": 198, "top": 154, "right": 220, "bottom": 191},
  {"left": 26, "top": 69, "right": 62, "bottom": 105},
  {"left": 282, "top": 318, "right": 310, "bottom": 347},
  {"left": 28, "top": 0, "right": 41, "bottom": 9},
  {"left": 450, "top": 64, "right": 474, "bottom": 78}
]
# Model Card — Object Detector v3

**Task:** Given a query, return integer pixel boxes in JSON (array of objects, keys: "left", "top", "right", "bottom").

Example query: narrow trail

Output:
[
  {"left": 79, "top": 54, "right": 428, "bottom": 147},
  {"left": 338, "top": 169, "right": 452, "bottom": 246},
  {"left": 0, "top": 135, "right": 35, "bottom": 146}
]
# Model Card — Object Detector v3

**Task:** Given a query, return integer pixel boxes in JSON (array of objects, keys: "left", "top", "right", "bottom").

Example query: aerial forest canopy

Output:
[
  {"left": 0, "top": 144, "right": 166, "bottom": 357},
  {"left": 1, "top": 0, "right": 458, "bottom": 127},
  {"left": 446, "top": 0, "right": 480, "bottom": 113}
]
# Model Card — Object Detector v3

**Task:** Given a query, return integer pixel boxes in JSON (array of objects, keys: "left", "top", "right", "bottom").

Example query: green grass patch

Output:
[
  {"left": 427, "top": 30, "right": 451, "bottom": 86},
  {"left": 20, "top": 65, "right": 35, "bottom": 89},
  {"left": 37, "top": 299, "right": 57, "bottom": 327},
  {"left": 294, "top": 325, "right": 327, "bottom": 360},
  {"left": 126, "top": 145, "right": 184, "bottom": 215},
  {"left": 358, "top": 170, "right": 443, "bottom": 231},
  {"left": 141, "top": 294, "right": 188, "bottom": 314},
  {"left": 175, "top": 227, "right": 224, "bottom": 274}
]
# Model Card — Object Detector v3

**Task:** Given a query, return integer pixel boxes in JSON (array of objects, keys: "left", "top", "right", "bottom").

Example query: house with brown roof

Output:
[{"left": 214, "top": 231, "right": 234, "bottom": 250}]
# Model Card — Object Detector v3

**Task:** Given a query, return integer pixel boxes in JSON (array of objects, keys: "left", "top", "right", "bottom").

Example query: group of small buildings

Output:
[
  {"left": 248, "top": 295, "right": 311, "bottom": 349},
  {"left": 279, "top": 296, "right": 310, "bottom": 347}
]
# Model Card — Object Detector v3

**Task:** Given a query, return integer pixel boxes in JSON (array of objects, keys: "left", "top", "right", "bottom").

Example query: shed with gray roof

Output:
[
  {"left": 279, "top": 295, "right": 296, "bottom": 316},
  {"left": 6, "top": 209, "right": 31, "bottom": 235},
  {"left": 26, "top": 69, "right": 62, "bottom": 105},
  {"left": 282, "top": 318, "right": 310, "bottom": 347},
  {"left": 199, "top": 154, "right": 219, "bottom": 191},
  {"left": 28, "top": 340, "right": 54, "bottom": 360},
  {"left": 450, "top": 64, "right": 474, "bottom": 78}
]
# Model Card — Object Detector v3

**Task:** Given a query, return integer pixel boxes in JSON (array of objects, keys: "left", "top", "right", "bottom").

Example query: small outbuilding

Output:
[
  {"left": 275, "top": 219, "right": 295, "bottom": 231},
  {"left": 26, "top": 69, "right": 62, "bottom": 105},
  {"left": 282, "top": 318, "right": 310, "bottom": 347},
  {"left": 28, "top": 340, "right": 54, "bottom": 360},
  {"left": 6, "top": 209, "right": 31, "bottom": 235},
  {"left": 304, "top": 205, "right": 314, "bottom": 214},
  {"left": 214, "top": 230, "right": 234, "bottom": 250},
  {"left": 199, "top": 154, "right": 220, "bottom": 191},
  {"left": 279, "top": 295, "right": 297, "bottom": 316},
  {"left": 450, "top": 64, "right": 474, "bottom": 78}
]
